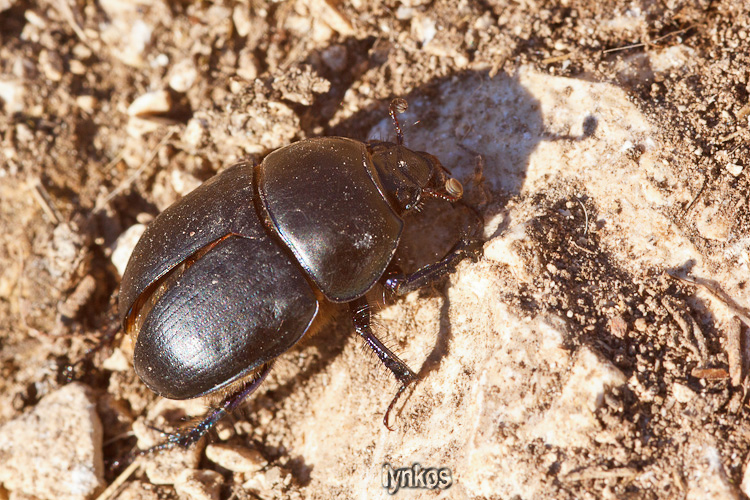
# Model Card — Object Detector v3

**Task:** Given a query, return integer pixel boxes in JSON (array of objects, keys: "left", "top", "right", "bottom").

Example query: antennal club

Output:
[{"left": 389, "top": 98, "right": 408, "bottom": 145}]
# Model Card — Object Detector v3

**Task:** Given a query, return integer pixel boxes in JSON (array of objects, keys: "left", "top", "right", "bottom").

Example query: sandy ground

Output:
[{"left": 1, "top": 1, "right": 750, "bottom": 499}]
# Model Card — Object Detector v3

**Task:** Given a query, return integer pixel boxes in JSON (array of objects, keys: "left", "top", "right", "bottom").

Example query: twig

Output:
[
  {"left": 103, "top": 148, "right": 127, "bottom": 173},
  {"left": 575, "top": 197, "right": 589, "bottom": 236},
  {"left": 565, "top": 466, "right": 638, "bottom": 481},
  {"left": 28, "top": 177, "right": 63, "bottom": 225},
  {"left": 665, "top": 271, "right": 750, "bottom": 326},
  {"left": 727, "top": 316, "right": 743, "bottom": 386},
  {"left": 93, "top": 459, "right": 141, "bottom": 500},
  {"left": 718, "top": 130, "right": 742, "bottom": 144},
  {"left": 684, "top": 170, "right": 706, "bottom": 213},
  {"left": 661, "top": 297, "right": 705, "bottom": 363},
  {"left": 602, "top": 26, "right": 694, "bottom": 54},
  {"left": 602, "top": 42, "right": 645, "bottom": 54},
  {"left": 571, "top": 240, "right": 596, "bottom": 255},
  {"left": 53, "top": 0, "right": 91, "bottom": 45}
]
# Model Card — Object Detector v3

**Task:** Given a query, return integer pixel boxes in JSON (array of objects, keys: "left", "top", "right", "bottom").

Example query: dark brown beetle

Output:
[{"left": 119, "top": 99, "right": 482, "bottom": 452}]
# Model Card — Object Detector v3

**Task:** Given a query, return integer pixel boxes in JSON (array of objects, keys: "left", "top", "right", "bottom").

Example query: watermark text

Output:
[{"left": 381, "top": 462, "right": 452, "bottom": 495}]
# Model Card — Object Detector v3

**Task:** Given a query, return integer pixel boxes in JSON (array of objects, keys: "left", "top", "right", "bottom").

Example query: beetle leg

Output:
[
  {"left": 113, "top": 362, "right": 273, "bottom": 469},
  {"left": 350, "top": 297, "right": 418, "bottom": 430},
  {"left": 383, "top": 238, "right": 484, "bottom": 296}
]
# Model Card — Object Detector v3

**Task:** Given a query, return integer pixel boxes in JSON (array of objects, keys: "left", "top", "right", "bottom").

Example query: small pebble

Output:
[
  {"left": 672, "top": 382, "right": 695, "bottom": 403},
  {"left": 236, "top": 48, "right": 259, "bottom": 81},
  {"left": 634, "top": 318, "right": 647, "bottom": 332},
  {"left": 232, "top": 5, "right": 253, "bottom": 37},
  {"left": 183, "top": 118, "right": 210, "bottom": 148},
  {"left": 75, "top": 95, "right": 97, "bottom": 113},
  {"left": 169, "top": 59, "right": 198, "bottom": 93},
  {"left": 174, "top": 470, "right": 224, "bottom": 500},
  {"left": 111, "top": 224, "right": 146, "bottom": 277},
  {"left": 206, "top": 443, "right": 267, "bottom": 473},
  {"left": 243, "top": 466, "right": 289, "bottom": 496},
  {"left": 726, "top": 163, "right": 743, "bottom": 176},
  {"left": 39, "top": 49, "right": 63, "bottom": 82},
  {"left": 69, "top": 60, "right": 86, "bottom": 75},
  {"left": 128, "top": 90, "right": 172, "bottom": 117}
]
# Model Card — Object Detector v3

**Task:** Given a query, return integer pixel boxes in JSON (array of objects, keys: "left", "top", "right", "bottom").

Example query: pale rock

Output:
[
  {"left": 695, "top": 203, "right": 731, "bottom": 242},
  {"left": 236, "top": 48, "right": 259, "bottom": 81},
  {"left": 102, "top": 347, "right": 131, "bottom": 372},
  {"left": 527, "top": 347, "right": 627, "bottom": 447},
  {"left": 75, "top": 95, "right": 97, "bottom": 113},
  {"left": 69, "top": 59, "right": 87, "bottom": 75},
  {"left": 482, "top": 221, "right": 532, "bottom": 282},
  {"left": 170, "top": 169, "right": 202, "bottom": 197},
  {"left": 650, "top": 45, "right": 697, "bottom": 73},
  {"left": 673, "top": 382, "right": 696, "bottom": 403},
  {"left": 39, "top": 50, "right": 63, "bottom": 82},
  {"left": 183, "top": 117, "right": 210, "bottom": 148},
  {"left": 111, "top": 223, "right": 146, "bottom": 277},
  {"left": 232, "top": 5, "right": 252, "bottom": 37},
  {"left": 726, "top": 163, "right": 743, "bottom": 176},
  {"left": 242, "top": 466, "right": 288, "bottom": 496},
  {"left": 0, "top": 384, "right": 104, "bottom": 500},
  {"left": 686, "top": 437, "right": 739, "bottom": 500}
]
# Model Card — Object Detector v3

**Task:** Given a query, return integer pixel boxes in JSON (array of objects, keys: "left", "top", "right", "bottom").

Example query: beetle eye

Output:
[{"left": 445, "top": 178, "right": 463, "bottom": 198}]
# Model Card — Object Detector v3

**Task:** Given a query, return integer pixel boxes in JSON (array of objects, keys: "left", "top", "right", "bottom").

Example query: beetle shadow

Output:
[
  {"left": 335, "top": 70, "right": 545, "bottom": 379},
  {"left": 325, "top": 67, "right": 599, "bottom": 389},
  {"left": 237, "top": 309, "right": 357, "bottom": 485},
  {"left": 415, "top": 291, "right": 453, "bottom": 380}
]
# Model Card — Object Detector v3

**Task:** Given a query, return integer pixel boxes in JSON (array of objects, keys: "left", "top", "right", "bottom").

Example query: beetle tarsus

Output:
[
  {"left": 383, "top": 382, "right": 413, "bottom": 431},
  {"left": 350, "top": 297, "right": 418, "bottom": 429}
]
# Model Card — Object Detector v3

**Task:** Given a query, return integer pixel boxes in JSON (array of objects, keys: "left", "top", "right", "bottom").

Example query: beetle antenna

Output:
[{"left": 389, "top": 98, "right": 408, "bottom": 145}]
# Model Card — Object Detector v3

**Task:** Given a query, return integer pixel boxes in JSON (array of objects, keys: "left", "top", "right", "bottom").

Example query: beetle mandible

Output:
[{"left": 119, "top": 99, "right": 483, "bottom": 453}]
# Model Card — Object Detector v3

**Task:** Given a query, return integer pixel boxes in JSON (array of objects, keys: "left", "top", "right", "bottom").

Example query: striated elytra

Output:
[{"left": 118, "top": 100, "right": 483, "bottom": 452}]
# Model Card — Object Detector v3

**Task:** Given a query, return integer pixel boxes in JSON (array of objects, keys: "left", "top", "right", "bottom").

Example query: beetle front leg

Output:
[
  {"left": 350, "top": 297, "right": 417, "bottom": 430},
  {"left": 383, "top": 238, "right": 483, "bottom": 296}
]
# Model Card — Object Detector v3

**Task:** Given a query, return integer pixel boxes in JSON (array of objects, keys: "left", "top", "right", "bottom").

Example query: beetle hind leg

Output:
[
  {"left": 114, "top": 362, "right": 273, "bottom": 469},
  {"left": 350, "top": 297, "right": 417, "bottom": 430}
]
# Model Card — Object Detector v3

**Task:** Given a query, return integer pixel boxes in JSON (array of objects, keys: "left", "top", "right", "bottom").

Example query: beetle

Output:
[{"left": 118, "top": 99, "right": 483, "bottom": 453}]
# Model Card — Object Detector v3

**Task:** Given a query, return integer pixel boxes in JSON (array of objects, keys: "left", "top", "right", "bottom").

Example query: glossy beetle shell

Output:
[
  {"left": 258, "top": 137, "right": 403, "bottom": 302},
  {"left": 119, "top": 137, "right": 425, "bottom": 400},
  {"left": 120, "top": 162, "right": 318, "bottom": 399}
]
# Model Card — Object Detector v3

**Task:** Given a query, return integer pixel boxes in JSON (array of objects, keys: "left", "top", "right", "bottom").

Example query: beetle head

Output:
[{"left": 368, "top": 141, "right": 463, "bottom": 213}]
